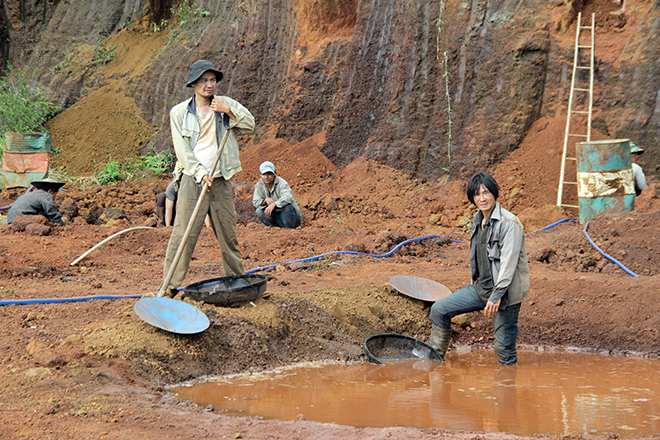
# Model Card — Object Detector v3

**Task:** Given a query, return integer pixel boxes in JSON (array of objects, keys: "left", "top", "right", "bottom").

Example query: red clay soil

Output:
[
  {"left": 1, "top": 1, "right": 659, "bottom": 438},
  {"left": 0, "top": 123, "right": 659, "bottom": 438}
]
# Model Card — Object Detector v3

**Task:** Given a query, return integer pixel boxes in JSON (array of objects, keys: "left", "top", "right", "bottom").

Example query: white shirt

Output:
[
  {"left": 632, "top": 163, "right": 647, "bottom": 195},
  {"left": 182, "top": 110, "right": 223, "bottom": 179}
]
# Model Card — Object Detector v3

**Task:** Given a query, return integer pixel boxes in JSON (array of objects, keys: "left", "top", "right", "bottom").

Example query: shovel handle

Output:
[{"left": 157, "top": 127, "right": 232, "bottom": 296}]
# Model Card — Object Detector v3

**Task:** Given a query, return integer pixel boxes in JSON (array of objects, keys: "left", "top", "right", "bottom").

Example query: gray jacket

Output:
[
  {"left": 470, "top": 202, "right": 529, "bottom": 308},
  {"left": 7, "top": 189, "right": 63, "bottom": 225},
  {"left": 253, "top": 176, "right": 304, "bottom": 219}
]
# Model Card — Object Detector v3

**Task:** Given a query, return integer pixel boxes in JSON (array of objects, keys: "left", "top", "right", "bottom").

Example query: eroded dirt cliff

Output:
[{"left": 1, "top": 0, "right": 657, "bottom": 179}]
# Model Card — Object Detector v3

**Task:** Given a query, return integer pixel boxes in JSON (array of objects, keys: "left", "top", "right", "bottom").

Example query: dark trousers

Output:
[
  {"left": 255, "top": 204, "right": 301, "bottom": 229},
  {"left": 430, "top": 284, "right": 521, "bottom": 365}
]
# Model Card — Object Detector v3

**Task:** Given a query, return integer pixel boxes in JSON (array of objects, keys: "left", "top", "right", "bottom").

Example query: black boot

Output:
[{"left": 429, "top": 325, "right": 451, "bottom": 358}]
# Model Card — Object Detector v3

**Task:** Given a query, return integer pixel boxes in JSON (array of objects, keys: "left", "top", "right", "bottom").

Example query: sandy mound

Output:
[{"left": 47, "top": 80, "right": 152, "bottom": 176}]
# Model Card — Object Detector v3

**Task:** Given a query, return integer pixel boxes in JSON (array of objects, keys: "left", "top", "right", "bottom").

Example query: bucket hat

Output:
[
  {"left": 31, "top": 177, "right": 65, "bottom": 192},
  {"left": 630, "top": 142, "right": 644, "bottom": 154},
  {"left": 186, "top": 60, "right": 223, "bottom": 87},
  {"left": 259, "top": 161, "right": 275, "bottom": 174}
]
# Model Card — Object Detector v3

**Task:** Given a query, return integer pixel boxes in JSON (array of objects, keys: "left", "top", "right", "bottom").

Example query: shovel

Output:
[
  {"left": 134, "top": 124, "right": 232, "bottom": 335},
  {"left": 155, "top": 126, "right": 232, "bottom": 297}
]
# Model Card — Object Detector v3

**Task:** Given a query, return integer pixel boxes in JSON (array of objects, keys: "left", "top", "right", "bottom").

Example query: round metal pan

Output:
[
  {"left": 134, "top": 297, "right": 210, "bottom": 334},
  {"left": 389, "top": 275, "right": 452, "bottom": 302},
  {"left": 364, "top": 333, "right": 443, "bottom": 365},
  {"left": 184, "top": 274, "right": 267, "bottom": 305}
]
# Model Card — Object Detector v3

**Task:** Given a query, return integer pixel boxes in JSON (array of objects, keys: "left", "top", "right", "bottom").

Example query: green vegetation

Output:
[
  {"left": 0, "top": 64, "right": 61, "bottom": 188},
  {"left": 96, "top": 160, "right": 126, "bottom": 185},
  {"left": 153, "top": 0, "right": 210, "bottom": 46},
  {"left": 94, "top": 149, "right": 174, "bottom": 186},
  {"left": 94, "top": 37, "right": 117, "bottom": 65},
  {"left": 140, "top": 148, "right": 174, "bottom": 174},
  {"left": 328, "top": 212, "right": 344, "bottom": 235},
  {"left": 0, "top": 64, "right": 61, "bottom": 147}
]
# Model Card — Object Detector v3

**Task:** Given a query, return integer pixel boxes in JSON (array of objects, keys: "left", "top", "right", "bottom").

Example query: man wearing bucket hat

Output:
[
  {"left": 252, "top": 161, "right": 303, "bottom": 229},
  {"left": 630, "top": 142, "right": 647, "bottom": 197},
  {"left": 7, "top": 178, "right": 65, "bottom": 225},
  {"left": 161, "top": 59, "right": 255, "bottom": 297}
]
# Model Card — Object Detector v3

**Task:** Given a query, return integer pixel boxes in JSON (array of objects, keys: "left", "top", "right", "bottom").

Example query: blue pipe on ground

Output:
[
  {"left": 0, "top": 217, "right": 640, "bottom": 306},
  {"left": 246, "top": 236, "right": 466, "bottom": 274},
  {"left": 0, "top": 294, "right": 142, "bottom": 306},
  {"left": 582, "top": 221, "right": 639, "bottom": 277}
]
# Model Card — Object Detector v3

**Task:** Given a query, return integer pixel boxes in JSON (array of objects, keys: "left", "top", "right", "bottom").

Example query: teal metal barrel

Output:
[{"left": 576, "top": 139, "right": 634, "bottom": 223}]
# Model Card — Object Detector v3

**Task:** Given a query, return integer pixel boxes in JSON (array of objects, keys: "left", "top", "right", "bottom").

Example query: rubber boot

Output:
[{"left": 429, "top": 325, "right": 452, "bottom": 358}]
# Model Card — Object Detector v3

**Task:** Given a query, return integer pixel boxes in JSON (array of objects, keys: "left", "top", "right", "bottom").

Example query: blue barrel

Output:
[{"left": 576, "top": 139, "right": 634, "bottom": 223}]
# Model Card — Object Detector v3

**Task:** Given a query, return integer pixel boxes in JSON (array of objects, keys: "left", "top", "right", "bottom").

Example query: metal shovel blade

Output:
[
  {"left": 389, "top": 275, "right": 452, "bottom": 302},
  {"left": 134, "top": 297, "right": 210, "bottom": 334}
]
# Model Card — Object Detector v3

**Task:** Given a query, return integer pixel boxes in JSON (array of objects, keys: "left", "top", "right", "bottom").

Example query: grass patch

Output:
[{"left": 94, "top": 149, "right": 174, "bottom": 186}]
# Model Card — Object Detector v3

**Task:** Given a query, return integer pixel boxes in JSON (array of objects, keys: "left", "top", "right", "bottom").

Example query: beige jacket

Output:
[{"left": 169, "top": 95, "right": 255, "bottom": 182}]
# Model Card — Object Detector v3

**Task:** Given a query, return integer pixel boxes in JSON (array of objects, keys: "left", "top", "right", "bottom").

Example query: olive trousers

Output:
[{"left": 162, "top": 174, "right": 244, "bottom": 291}]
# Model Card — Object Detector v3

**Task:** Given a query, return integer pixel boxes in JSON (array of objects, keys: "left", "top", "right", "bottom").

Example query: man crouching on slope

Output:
[
  {"left": 428, "top": 172, "right": 529, "bottom": 365},
  {"left": 159, "top": 60, "right": 255, "bottom": 297}
]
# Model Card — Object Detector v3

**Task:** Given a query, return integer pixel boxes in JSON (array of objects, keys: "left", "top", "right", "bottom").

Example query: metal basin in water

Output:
[
  {"left": 184, "top": 274, "right": 267, "bottom": 305},
  {"left": 364, "top": 333, "right": 443, "bottom": 365}
]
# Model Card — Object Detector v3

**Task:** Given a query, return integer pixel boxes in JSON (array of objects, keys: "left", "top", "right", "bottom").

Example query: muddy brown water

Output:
[{"left": 172, "top": 350, "right": 660, "bottom": 437}]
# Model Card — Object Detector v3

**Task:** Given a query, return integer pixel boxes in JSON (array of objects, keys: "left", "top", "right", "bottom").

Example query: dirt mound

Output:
[
  {"left": 527, "top": 205, "right": 660, "bottom": 277},
  {"left": 47, "top": 80, "right": 152, "bottom": 176},
  {"left": 236, "top": 132, "right": 338, "bottom": 188}
]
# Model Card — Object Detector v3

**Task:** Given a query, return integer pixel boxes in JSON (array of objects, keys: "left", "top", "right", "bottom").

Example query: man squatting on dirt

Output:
[
  {"left": 252, "top": 161, "right": 304, "bottom": 229},
  {"left": 160, "top": 60, "right": 255, "bottom": 297},
  {"left": 429, "top": 172, "right": 529, "bottom": 365}
]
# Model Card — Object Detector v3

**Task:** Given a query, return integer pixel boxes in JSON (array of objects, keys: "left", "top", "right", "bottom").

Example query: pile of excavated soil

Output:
[
  {"left": 236, "top": 132, "right": 338, "bottom": 188},
  {"left": 47, "top": 81, "right": 152, "bottom": 176}
]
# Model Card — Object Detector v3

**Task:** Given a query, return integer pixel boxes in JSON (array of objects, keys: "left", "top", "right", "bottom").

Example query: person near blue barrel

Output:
[
  {"left": 252, "top": 161, "right": 303, "bottom": 229},
  {"left": 428, "top": 171, "right": 529, "bottom": 365},
  {"left": 630, "top": 142, "right": 647, "bottom": 197}
]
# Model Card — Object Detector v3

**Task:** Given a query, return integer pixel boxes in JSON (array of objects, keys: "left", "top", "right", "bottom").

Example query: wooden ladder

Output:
[{"left": 557, "top": 12, "right": 595, "bottom": 208}]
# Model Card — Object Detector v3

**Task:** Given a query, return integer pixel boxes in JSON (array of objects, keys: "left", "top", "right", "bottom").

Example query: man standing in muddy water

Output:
[
  {"left": 428, "top": 172, "right": 529, "bottom": 365},
  {"left": 160, "top": 59, "right": 255, "bottom": 297}
]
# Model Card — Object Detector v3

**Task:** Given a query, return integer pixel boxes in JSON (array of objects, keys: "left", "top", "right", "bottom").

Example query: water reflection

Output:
[{"left": 172, "top": 350, "right": 660, "bottom": 437}]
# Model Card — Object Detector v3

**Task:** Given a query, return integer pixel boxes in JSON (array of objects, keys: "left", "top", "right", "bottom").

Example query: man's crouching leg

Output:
[{"left": 429, "top": 284, "right": 484, "bottom": 359}]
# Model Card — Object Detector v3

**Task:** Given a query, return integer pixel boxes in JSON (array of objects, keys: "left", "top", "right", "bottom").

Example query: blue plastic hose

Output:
[
  {"left": 0, "top": 294, "right": 142, "bottom": 306},
  {"left": 583, "top": 221, "right": 639, "bottom": 277},
  {"left": 539, "top": 217, "right": 578, "bottom": 231},
  {"left": 528, "top": 217, "right": 578, "bottom": 234},
  {"left": 246, "top": 235, "right": 466, "bottom": 274}
]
